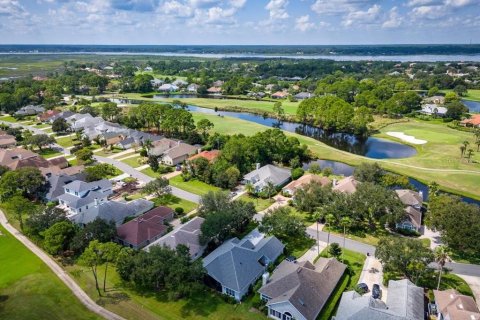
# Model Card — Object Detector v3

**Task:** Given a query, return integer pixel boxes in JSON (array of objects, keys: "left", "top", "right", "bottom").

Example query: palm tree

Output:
[
  {"left": 434, "top": 246, "right": 450, "bottom": 290},
  {"left": 245, "top": 182, "right": 255, "bottom": 196},
  {"left": 460, "top": 145, "right": 466, "bottom": 157},
  {"left": 466, "top": 148, "right": 474, "bottom": 162},
  {"left": 476, "top": 138, "right": 480, "bottom": 152},
  {"left": 463, "top": 140, "right": 470, "bottom": 149},
  {"left": 340, "top": 217, "right": 352, "bottom": 263},
  {"left": 429, "top": 181, "right": 440, "bottom": 198},
  {"left": 264, "top": 181, "right": 277, "bottom": 200}
]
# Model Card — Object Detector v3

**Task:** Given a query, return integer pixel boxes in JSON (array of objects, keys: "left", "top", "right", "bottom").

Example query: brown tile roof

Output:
[
  {"left": 283, "top": 174, "right": 330, "bottom": 194},
  {"left": 461, "top": 114, "right": 480, "bottom": 126},
  {"left": 38, "top": 110, "right": 60, "bottom": 122},
  {"left": 48, "top": 157, "right": 68, "bottom": 169},
  {"left": 188, "top": 150, "right": 220, "bottom": 162},
  {"left": 271, "top": 91, "right": 288, "bottom": 98},
  {"left": 116, "top": 206, "right": 174, "bottom": 248},
  {"left": 404, "top": 206, "right": 422, "bottom": 228},
  {"left": 207, "top": 86, "right": 222, "bottom": 93},
  {"left": 434, "top": 289, "right": 480, "bottom": 320},
  {"left": 0, "top": 134, "right": 16, "bottom": 147},
  {"left": 0, "top": 148, "right": 50, "bottom": 170},
  {"left": 333, "top": 176, "right": 359, "bottom": 194}
]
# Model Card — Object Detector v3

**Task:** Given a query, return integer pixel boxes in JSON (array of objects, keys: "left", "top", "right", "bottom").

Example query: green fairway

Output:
[
  {"left": 67, "top": 263, "right": 265, "bottom": 320},
  {"left": 151, "top": 194, "right": 197, "bottom": 213},
  {"left": 169, "top": 175, "right": 221, "bottom": 196},
  {"left": 443, "top": 89, "right": 480, "bottom": 102},
  {"left": 0, "top": 225, "right": 99, "bottom": 320},
  {"left": 191, "top": 113, "right": 480, "bottom": 199}
]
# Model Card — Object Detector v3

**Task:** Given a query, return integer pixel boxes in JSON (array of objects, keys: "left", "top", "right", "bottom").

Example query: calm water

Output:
[
  {"left": 302, "top": 160, "right": 480, "bottom": 205},
  {"left": 462, "top": 100, "right": 480, "bottom": 113},
  {"left": 186, "top": 105, "right": 417, "bottom": 159}
]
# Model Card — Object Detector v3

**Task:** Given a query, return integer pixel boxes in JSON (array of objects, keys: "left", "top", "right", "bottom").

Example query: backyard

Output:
[
  {"left": 237, "top": 194, "right": 274, "bottom": 212},
  {"left": 0, "top": 225, "right": 99, "bottom": 320}
]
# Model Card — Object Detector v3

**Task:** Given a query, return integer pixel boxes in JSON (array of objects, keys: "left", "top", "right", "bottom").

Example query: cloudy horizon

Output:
[{"left": 0, "top": 0, "right": 479, "bottom": 45}]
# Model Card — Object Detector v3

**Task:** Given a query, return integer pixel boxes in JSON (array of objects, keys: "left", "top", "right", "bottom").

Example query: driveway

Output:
[
  {"left": 357, "top": 256, "right": 388, "bottom": 302},
  {"left": 94, "top": 155, "right": 200, "bottom": 204},
  {"left": 253, "top": 194, "right": 290, "bottom": 221}
]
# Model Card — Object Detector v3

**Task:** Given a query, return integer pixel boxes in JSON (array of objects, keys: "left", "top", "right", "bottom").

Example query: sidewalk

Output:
[{"left": 297, "top": 240, "right": 327, "bottom": 263}]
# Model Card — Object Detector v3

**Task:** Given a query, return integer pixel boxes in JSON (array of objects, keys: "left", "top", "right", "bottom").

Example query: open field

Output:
[
  {"left": 169, "top": 175, "right": 221, "bottom": 196},
  {"left": 0, "top": 225, "right": 99, "bottom": 320},
  {"left": 67, "top": 263, "right": 266, "bottom": 320},
  {"left": 192, "top": 112, "right": 480, "bottom": 200}
]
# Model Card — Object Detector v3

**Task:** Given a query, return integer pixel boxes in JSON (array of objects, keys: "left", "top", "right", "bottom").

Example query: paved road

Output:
[
  {"left": 0, "top": 209, "right": 125, "bottom": 320},
  {"left": 94, "top": 155, "right": 201, "bottom": 204},
  {"left": 306, "top": 226, "right": 480, "bottom": 277}
]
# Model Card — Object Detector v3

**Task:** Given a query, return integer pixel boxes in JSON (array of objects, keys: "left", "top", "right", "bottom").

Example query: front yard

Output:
[
  {"left": 38, "top": 148, "right": 64, "bottom": 159},
  {"left": 237, "top": 194, "right": 274, "bottom": 212},
  {"left": 151, "top": 194, "right": 197, "bottom": 214},
  {"left": 120, "top": 155, "right": 145, "bottom": 168},
  {"left": 169, "top": 175, "right": 221, "bottom": 196}
]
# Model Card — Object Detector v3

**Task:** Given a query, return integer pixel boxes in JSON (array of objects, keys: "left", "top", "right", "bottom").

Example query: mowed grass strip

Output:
[
  {"left": 0, "top": 225, "right": 99, "bottom": 320},
  {"left": 169, "top": 175, "right": 221, "bottom": 196}
]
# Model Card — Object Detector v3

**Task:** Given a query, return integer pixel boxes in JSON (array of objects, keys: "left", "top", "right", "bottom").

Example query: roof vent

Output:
[
  {"left": 459, "top": 303, "right": 464, "bottom": 309},
  {"left": 298, "top": 298, "right": 305, "bottom": 306}
]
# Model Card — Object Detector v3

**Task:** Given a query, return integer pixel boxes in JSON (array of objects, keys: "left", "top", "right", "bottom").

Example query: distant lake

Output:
[{"left": 462, "top": 100, "right": 480, "bottom": 113}]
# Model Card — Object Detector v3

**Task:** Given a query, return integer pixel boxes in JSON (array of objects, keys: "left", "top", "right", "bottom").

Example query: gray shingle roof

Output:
[
  {"left": 203, "top": 229, "right": 284, "bottom": 293},
  {"left": 63, "top": 179, "right": 111, "bottom": 193},
  {"left": 243, "top": 164, "right": 291, "bottom": 189},
  {"left": 45, "top": 173, "right": 86, "bottom": 201}
]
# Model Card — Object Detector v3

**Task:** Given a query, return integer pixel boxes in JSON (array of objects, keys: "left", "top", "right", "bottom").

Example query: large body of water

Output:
[{"left": 302, "top": 159, "right": 480, "bottom": 205}]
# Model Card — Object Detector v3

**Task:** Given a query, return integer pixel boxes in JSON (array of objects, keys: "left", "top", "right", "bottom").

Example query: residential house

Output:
[
  {"left": 144, "top": 66, "right": 153, "bottom": 72},
  {"left": 259, "top": 258, "right": 347, "bottom": 320},
  {"left": 243, "top": 164, "right": 291, "bottom": 192},
  {"left": 212, "top": 80, "right": 224, "bottom": 87},
  {"left": 424, "top": 96, "right": 446, "bottom": 105},
  {"left": 420, "top": 104, "right": 448, "bottom": 116},
  {"left": 461, "top": 114, "right": 480, "bottom": 128},
  {"left": 45, "top": 172, "right": 86, "bottom": 202},
  {"left": 332, "top": 176, "right": 359, "bottom": 194},
  {"left": 65, "top": 113, "right": 103, "bottom": 131},
  {"left": 116, "top": 206, "right": 174, "bottom": 249},
  {"left": 0, "top": 148, "right": 65, "bottom": 172},
  {"left": 271, "top": 91, "right": 289, "bottom": 99},
  {"left": 47, "top": 111, "right": 75, "bottom": 123},
  {"left": 146, "top": 216, "right": 206, "bottom": 260},
  {"left": 173, "top": 79, "right": 188, "bottom": 87},
  {"left": 395, "top": 189, "right": 423, "bottom": 232},
  {"left": 294, "top": 92, "right": 314, "bottom": 100},
  {"left": 265, "top": 84, "right": 276, "bottom": 92},
  {"left": 203, "top": 229, "right": 284, "bottom": 301},
  {"left": 150, "top": 78, "right": 164, "bottom": 88},
  {"left": 158, "top": 84, "right": 179, "bottom": 92},
  {"left": 187, "top": 83, "right": 200, "bottom": 93},
  {"left": 188, "top": 150, "right": 220, "bottom": 163},
  {"left": 37, "top": 110, "right": 60, "bottom": 122},
  {"left": 282, "top": 174, "right": 330, "bottom": 196},
  {"left": 0, "top": 133, "right": 16, "bottom": 148},
  {"left": 334, "top": 279, "right": 424, "bottom": 320},
  {"left": 14, "top": 105, "right": 45, "bottom": 117},
  {"left": 207, "top": 86, "right": 222, "bottom": 94},
  {"left": 149, "top": 139, "right": 198, "bottom": 166},
  {"left": 433, "top": 289, "right": 480, "bottom": 320},
  {"left": 101, "top": 132, "right": 123, "bottom": 146},
  {"left": 57, "top": 179, "right": 113, "bottom": 217}
]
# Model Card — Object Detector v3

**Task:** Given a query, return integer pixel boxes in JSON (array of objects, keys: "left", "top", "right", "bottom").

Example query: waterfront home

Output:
[
  {"left": 332, "top": 176, "right": 359, "bottom": 194},
  {"left": 282, "top": 174, "right": 330, "bottom": 196},
  {"left": 243, "top": 164, "right": 291, "bottom": 192}
]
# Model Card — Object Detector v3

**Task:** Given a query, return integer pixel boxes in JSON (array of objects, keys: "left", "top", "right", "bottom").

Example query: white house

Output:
[{"left": 57, "top": 179, "right": 113, "bottom": 216}]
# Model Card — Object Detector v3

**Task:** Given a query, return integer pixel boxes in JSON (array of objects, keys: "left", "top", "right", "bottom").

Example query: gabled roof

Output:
[
  {"left": 335, "top": 279, "right": 424, "bottom": 320},
  {"left": 283, "top": 174, "right": 330, "bottom": 193},
  {"left": 294, "top": 92, "right": 314, "bottom": 99},
  {"left": 203, "top": 229, "right": 284, "bottom": 293},
  {"left": 45, "top": 172, "right": 86, "bottom": 201},
  {"left": 404, "top": 207, "right": 422, "bottom": 228},
  {"left": 188, "top": 150, "right": 220, "bottom": 162},
  {"left": 260, "top": 258, "right": 346, "bottom": 320},
  {"left": 434, "top": 289, "right": 480, "bottom": 320},
  {"left": 70, "top": 199, "right": 154, "bottom": 226},
  {"left": 333, "top": 176, "right": 359, "bottom": 194},
  {"left": 145, "top": 216, "right": 206, "bottom": 259},
  {"left": 116, "top": 206, "right": 174, "bottom": 247},
  {"left": 395, "top": 189, "right": 423, "bottom": 207},
  {"left": 243, "top": 164, "right": 291, "bottom": 188},
  {"left": 63, "top": 179, "right": 112, "bottom": 193},
  {"left": 164, "top": 143, "right": 198, "bottom": 160}
]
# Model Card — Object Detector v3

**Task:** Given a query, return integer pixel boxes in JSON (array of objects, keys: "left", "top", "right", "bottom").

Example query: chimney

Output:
[
  {"left": 333, "top": 179, "right": 337, "bottom": 186},
  {"left": 94, "top": 198, "right": 99, "bottom": 206},
  {"left": 256, "top": 163, "right": 261, "bottom": 170},
  {"left": 262, "top": 272, "right": 269, "bottom": 286},
  {"left": 419, "top": 191, "right": 424, "bottom": 201}
]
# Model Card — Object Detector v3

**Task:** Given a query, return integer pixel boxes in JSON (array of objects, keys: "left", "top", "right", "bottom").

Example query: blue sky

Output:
[{"left": 0, "top": 0, "right": 479, "bottom": 44}]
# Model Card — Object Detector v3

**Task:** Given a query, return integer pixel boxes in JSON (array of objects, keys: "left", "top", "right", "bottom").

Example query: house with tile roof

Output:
[
  {"left": 260, "top": 258, "right": 346, "bottom": 320},
  {"left": 332, "top": 176, "right": 360, "bottom": 194},
  {"left": 0, "top": 133, "right": 16, "bottom": 148},
  {"left": 117, "top": 206, "right": 174, "bottom": 249},
  {"left": 203, "top": 229, "right": 284, "bottom": 301},
  {"left": 282, "top": 174, "right": 330, "bottom": 196},
  {"left": 433, "top": 289, "right": 480, "bottom": 320},
  {"left": 188, "top": 150, "right": 220, "bottom": 163},
  {"left": 146, "top": 216, "right": 206, "bottom": 260}
]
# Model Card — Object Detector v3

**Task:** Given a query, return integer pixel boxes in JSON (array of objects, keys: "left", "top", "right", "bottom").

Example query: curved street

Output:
[{"left": 0, "top": 209, "right": 125, "bottom": 320}]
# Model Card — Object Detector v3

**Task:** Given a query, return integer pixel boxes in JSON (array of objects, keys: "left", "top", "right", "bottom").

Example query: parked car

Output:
[
  {"left": 372, "top": 284, "right": 382, "bottom": 299},
  {"left": 286, "top": 256, "right": 297, "bottom": 262},
  {"left": 356, "top": 283, "right": 369, "bottom": 294}
]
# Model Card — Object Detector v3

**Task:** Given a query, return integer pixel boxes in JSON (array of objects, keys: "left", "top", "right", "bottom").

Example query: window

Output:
[
  {"left": 86, "top": 205, "right": 88, "bottom": 209},
  {"left": 269, "top": 309, "right": 281, "bottom": 319},
  {"left": 283, "top": 312, "right": 292, "bottom": 320},
  {"left": 79, "top": 208, "right": 82, "bottom": 212},
  {"left": 224, "top": 287, "right": 236, "bottom": 298}
]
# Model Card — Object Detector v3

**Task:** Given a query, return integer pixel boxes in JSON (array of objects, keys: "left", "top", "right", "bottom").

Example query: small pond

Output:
[{"left": 462, "top": 100, "right": 480, "bottom": 113}]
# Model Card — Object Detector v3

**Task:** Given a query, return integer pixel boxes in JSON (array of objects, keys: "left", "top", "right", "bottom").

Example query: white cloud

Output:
[
  {"left": 411, "top": 5, "right": 448, "bottom": 19},
  {"left": 342, "top": 4, "right": 381, "bottom": 27},
  {"left": 382, "top": 6, "right": 403, "bottom": 28},
  {"left": 295, "top": 14, "right": 315, "bottom": 31},
  {"left": 265, "top": 0, "right": 289, "bottom": 20},
  {"left": 161, "top": 0, "right": 194, "bottom": 17},
  {"left": 445, "top": 0, "right": 473, "bottom": 7},
  {"left": 406, "top": 0, "right": 441, "bottom": 7},
  {"left": 0, "top": 0, "right": 29, "bottom": 17},
  {"left": 311, "top": 0, "right": 372, "bottom": 15}
]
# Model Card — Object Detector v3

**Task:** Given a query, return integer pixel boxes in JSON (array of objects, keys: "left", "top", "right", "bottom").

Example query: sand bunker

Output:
[{"left": 386, "top": 132, "right": 427, "bottom": 145}]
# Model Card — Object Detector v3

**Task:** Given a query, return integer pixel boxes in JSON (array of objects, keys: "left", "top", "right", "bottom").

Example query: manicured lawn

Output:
[
  {"left": 315, "top": 247, "right": 366, "bottom": 319},
  {"left": 151, "top": 194, "right": 197, "bottom": 213},
  {"left": 442, "top": 89, "right": 480, "bottom": 102},
  {"left": 121, "top": 155, "right": 145, "bottom": 168},
  {"left": 95, "top": 148, "right": 124, "bottom": 157},
  {"left": 38, "top": 148, "right": 64, "bottom": 159},
  {"left": 0, "top": 225, "right": 99, "bottom": 320},
  {"left": 237, "top": 194, "right": 274, "bottom": 212},
  {"left": 141, "top": 167, "right": 160, "bottom": 178},
  {"left": 55, "top": 135, "right": 78, "bottom": 148},
  {"left": 169, "top": 175, "right": 221, "bottom": 196},
  {"left": 191, "top": 112, "right": 480, "bottom": 200},
  {"left": 0, "top": 115, "right": 18, "bottom": 122},
  {"left": 34, "top": 123, "right": 51, "bottom": 129},
  {"left": 67, "top": 263, "right": 266, "bottom": 320}
]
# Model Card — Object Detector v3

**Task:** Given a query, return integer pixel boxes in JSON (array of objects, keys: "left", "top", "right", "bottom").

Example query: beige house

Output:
[{"left": 282, "top": 174, "right": 330, "bottom": 196}]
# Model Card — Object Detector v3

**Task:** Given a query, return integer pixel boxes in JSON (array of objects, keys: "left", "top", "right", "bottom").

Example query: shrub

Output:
[
  {"left": 175, "top": 207, "right": 185, "bottom": 215},
  {"left": 291, "top": 168, "right": 304, "bottom": 180},
  {"left": 322, "top": 167, "right": 333, "bottom": 177},
  {"left": 180, "top": 216, "right": 190, "bottom": 224}
]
